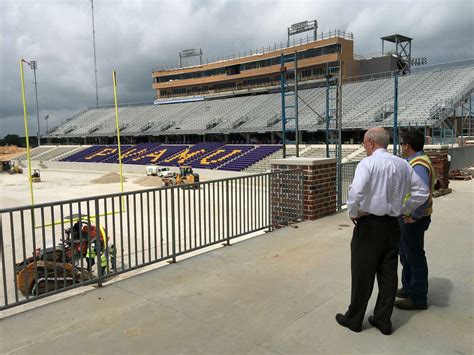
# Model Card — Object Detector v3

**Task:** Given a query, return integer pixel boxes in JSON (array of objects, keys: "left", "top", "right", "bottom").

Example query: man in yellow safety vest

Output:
[
  {"left": 85, "top": 226, "right": 108, "bottom": 276},
  {"left": 396, "top": 129, "right": 436, "bottom": 311}
]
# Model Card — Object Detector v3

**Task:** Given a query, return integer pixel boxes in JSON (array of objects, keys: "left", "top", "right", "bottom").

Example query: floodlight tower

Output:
[
  {"left": 44, "top": 115, "right": 49, "bottom": 133},
  {"left": 381, "top": 34, "right": 413, "bottom": 74},
  {"left": 382, "top": 34, "right": 412, "bottom": 155},
  {"left": 91, "top": 0, "right": 99, "bottom": 107},
  {"left": 29, "top": 60, "right": 41, "bottom": 146}
]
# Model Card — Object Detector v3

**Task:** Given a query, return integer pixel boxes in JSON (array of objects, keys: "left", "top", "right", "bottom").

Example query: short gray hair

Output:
[{"left": 366, "top": 127, "right": 390, "bottom": 148}]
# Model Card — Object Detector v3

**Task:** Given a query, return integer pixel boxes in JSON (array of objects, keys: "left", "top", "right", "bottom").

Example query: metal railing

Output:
[{"left": 0, "top": 170, "right": 303, "bottom": 310}]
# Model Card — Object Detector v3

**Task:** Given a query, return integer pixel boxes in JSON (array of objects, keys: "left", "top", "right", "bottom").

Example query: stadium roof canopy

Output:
[{"left": 380, "top": 34, "right": 413, "bottom": 42}]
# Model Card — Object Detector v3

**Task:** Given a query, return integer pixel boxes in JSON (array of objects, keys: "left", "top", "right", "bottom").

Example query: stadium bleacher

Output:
[
  {"left": 190, "top": 145, "right": 256, "bottom": 170},
  {"left": 159, "top": 142, "right": 224, "bottom": 166},
  {"left": 15, "top": 141, "right": 408, "bottom": 172},
  {"left": 219, "top": 145, "right": 282, "bottom": 171},
  {"left": 61, "top": 145, "right": 109, "bottom": 162},
  {"left": 23, "top": 61, "right": 471, "bottom": 173},
  {"left": 53, "top": 143, "right": 286, "bottom": 171},
  {"left": 46, "top": 62, "right": 474, "bottom": 139},
  {"left": 16, "top": 146, "right": 56, "bottom": 161}
]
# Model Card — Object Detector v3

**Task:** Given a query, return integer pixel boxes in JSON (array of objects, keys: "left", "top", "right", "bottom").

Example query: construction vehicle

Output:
[
  {"left": 8, "top": 164, "right": 23, "bottom": 174},
  {"left": 15, "top": 217, "right": 113, "bottom": 297},
  {"left": 31, "top": 168, "right": 41, "bottom": 182},
  {"left": 162, "top": 166, "right": 199, "bottom": 188},
  {"left": 16, "top": 260, "right": 92, "bottom": 297}
]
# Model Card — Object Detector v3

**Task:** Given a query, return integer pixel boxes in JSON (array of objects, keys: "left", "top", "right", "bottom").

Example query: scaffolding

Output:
[
  {"left": 460, "top": 94, "right": 474, "bottom": 140},
  {"left": 280, "top": 52, "right": 300, "bottom": 158},
  {"left": 325, "top": 61, "right": 343, "bottom": 209}
]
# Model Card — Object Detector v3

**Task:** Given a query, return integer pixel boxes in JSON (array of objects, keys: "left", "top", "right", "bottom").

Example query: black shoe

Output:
[
  {"left": 395, "top": 298, "right": 428, "bottom": 310},
  {"left": 368, "top": 315, "right": 392, "bottom": 335},
  {"left": 396, "top": 288, "right": 409, "bottom": 299},
  {"left": 335, "top": 313, "right": 361, "bottom": 333}
]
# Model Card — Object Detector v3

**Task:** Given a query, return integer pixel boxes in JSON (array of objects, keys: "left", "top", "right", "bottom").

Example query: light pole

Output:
[
  {"left": 44, "top": 115, "right": 49, "bottom": 133},
  {"left": 91, "top": 0, "right": 99, "bottom": 107},
  {"left": 29, "top": 60, "right": 41, "bottom": 146}
]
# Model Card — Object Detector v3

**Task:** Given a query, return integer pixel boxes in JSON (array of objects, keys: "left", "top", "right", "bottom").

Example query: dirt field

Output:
[{"left": 0, "top": 163, "right": 270, "bottom": 310}]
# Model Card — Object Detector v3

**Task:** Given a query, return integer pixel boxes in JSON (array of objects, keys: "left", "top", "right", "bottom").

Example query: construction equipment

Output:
[
  {"left": 31, "top": 168, "right": 41, "bottom": 182},
  {"left": 15, "top": 217, "right": 112, "bottom": 297},
  {"left": 16, "top": 260, "right": 91, "bottom": 297},
  {"left": 163, "top": 166, "right": 199, "bottom": 187},
  {"left": 8, "top": 164, "right": 23, "bottom": 174}
]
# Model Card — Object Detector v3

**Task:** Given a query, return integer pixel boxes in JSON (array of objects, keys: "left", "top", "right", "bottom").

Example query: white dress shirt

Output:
[{"left": 347, "top": 148, "right": 429, "bottom": 218}]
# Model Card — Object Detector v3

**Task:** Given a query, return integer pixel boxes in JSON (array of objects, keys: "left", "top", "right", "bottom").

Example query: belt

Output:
[{"left": 366, "top": 214, "right": 397, "bottom": 219}]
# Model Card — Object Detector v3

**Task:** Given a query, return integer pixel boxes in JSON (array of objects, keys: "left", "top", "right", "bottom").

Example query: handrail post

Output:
[
  {"left": 299, "top": 169, "right": 304, "bottom": 219},
  {"left": 170, "top": 188, "right": 177, "bottom": 263},
  {"left": 95, "top": 198, "right": 103, "bottom": 287},
  {"left": 225, "top": 180, "right": 230, "bottom": 245},
  {"left": 268, "top": 172, "right": 273, "bottom": 232}
]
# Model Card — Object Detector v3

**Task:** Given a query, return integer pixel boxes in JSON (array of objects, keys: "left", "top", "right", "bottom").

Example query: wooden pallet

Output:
[{"left": 450, "top": 175, "right": 472, "bottom": 181}]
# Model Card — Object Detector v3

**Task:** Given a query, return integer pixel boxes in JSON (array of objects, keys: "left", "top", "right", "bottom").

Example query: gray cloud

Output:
[{"left": 1, "top": 0, "right": 473, "bottom": 137}]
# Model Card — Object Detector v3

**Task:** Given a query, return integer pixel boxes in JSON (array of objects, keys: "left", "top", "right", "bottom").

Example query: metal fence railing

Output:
[
  {"left": 339, "top": 161, "right": 359, "bottom": 207},
  {"left": 0, "top": 170, "right": 303, "bottom": 310}
]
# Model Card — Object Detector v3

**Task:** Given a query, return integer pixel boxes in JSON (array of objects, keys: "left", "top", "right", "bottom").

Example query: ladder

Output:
[{"left": 325, "top": 63, "right": 342, "bottom": 161}]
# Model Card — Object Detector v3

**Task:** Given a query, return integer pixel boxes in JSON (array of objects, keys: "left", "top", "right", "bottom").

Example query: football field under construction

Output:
[{"left": 0, "top": 163, "right": 303, "bottom": 310}]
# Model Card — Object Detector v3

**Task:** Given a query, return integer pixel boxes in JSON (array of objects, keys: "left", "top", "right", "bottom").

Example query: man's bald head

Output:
[{"left": 365, "top": 127, "right": 390, "bottom": 148}]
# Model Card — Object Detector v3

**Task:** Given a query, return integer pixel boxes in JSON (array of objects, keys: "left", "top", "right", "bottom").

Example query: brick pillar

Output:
[{"left": 271, "top": 157, "right": 337, "bottom": 222}]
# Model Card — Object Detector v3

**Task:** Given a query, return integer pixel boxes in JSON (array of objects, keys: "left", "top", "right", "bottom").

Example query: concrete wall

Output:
[
  {"left": 357, "top": 56, "right": 397, "bottom": 76},
  {"left": 449, "top": 145, "right": 474, "bottom": 170},
  {"left": 28, "top": 161, "right": 253, "bottom": 181}
]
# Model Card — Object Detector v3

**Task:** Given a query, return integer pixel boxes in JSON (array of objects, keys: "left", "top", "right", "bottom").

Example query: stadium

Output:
[
  {"left": 27, "top": 27, "right": 472, "bottom": 172},
  {"left": 1, "top": 14, "right": 474, "bottom": 354}
]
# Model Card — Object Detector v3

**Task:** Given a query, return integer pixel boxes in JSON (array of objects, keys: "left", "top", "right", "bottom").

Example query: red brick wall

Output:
[{"left": 271, "top": 159, "right": 337, "bottom": 224}]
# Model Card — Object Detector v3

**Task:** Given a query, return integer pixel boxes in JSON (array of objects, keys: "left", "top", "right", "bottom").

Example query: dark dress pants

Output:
[
  {"left": 344, "top": 215, "right": 400, "bottom": 330},
  {"left": 399, "top": 216, "right": 431, "bottom": 306}
]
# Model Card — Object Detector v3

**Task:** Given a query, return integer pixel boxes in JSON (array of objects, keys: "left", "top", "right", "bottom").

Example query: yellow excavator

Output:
[{"left": 163, "top": 166, "right": 199, "bottom": 188}]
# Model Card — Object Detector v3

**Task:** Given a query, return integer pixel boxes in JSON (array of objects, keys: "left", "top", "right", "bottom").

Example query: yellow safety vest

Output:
[
  {"left": 404, "top": 153, "right": 436, "bottom": 216},
  {"left": 86, "top": 226, "right": 108, "bottom": 268}
]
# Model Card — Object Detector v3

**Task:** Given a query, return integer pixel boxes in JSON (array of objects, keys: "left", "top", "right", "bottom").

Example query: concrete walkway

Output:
[{"left": 1, "top": 180, "right": 473, "bottom": 354}]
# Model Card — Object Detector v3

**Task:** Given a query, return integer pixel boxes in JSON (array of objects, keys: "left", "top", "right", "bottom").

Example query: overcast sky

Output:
[{"left": 1, "top": 0, "right": 473, "bottom": 137}]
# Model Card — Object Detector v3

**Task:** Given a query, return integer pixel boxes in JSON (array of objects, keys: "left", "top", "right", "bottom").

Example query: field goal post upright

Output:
[{"left": 325, "top": 61, "right": 343, "bottom": 209}]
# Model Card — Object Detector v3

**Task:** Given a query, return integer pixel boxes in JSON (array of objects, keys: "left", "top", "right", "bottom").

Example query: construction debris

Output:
[
  {"left": 0, "top": 146, "right": 26, "bottom": 172},
  {"left": 133, "top": 176, "right": 164, "bottom": 187},
  {"left": 449, "top": 169, "right": 473, "bottom": 181},
  {"left": 434, "top": 188, "right": 452, "bottom": 198},
  {"left": 90, "top": 172, "right": 127, "bottom": 184},
  {"left": 426, "top": 146, "right": 450, "bottom": 190}
]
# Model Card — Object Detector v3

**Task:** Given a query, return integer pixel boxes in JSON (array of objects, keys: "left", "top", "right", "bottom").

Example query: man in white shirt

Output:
[{"left": 335, "top": 127, "right": 429, "bottom": 335}]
